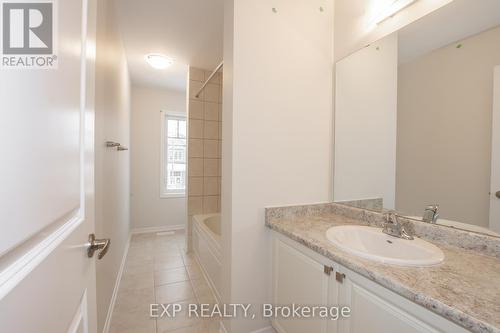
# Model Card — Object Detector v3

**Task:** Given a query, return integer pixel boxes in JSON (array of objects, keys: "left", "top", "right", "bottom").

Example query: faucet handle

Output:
[
  {"left": 425, "top": 204, "right": 439, "bottom": 212},
  {"left": 384, "top": 210, "right": 399, "bottom": 224}
]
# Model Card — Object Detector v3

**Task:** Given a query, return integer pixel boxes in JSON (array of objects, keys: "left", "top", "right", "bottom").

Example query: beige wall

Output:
[
  {"left": 334, "top": 0, "right": 452, "bottom": 61},
  {"left": 396, "top": 26, "right": 500, "bottom": 226},
  {"left": 223, "top": 0, "right": 334, "bottom": 331},
  {"left": 130, "top": 85, "right": 187, "bottom": 230},
  {"left": 94, "top": 0, "right": 131, "bottom": 330},
  {"left": 186, "top": 67, "right": 223, "bottom": 250}
]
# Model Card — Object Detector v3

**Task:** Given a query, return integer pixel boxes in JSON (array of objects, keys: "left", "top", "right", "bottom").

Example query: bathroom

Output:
[{"left": 0, "top": 0, "right": 499, "bottom": 333}]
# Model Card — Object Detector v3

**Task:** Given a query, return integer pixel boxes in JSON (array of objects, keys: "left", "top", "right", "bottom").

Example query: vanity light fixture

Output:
[
  {"left": 374, "top": 0, "right": 419, "bottom": 25},
  {"left": 145, "top": 53, "right": 173, "bottom": 70}
]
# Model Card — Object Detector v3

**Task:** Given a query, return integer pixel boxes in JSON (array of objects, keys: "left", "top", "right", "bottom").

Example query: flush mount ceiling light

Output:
[
  {"left": 374, "top": 0, "right": 419, "bottom": 25},
  {"left": 145, "top": 53, "right": 173, "bottom": 70}
]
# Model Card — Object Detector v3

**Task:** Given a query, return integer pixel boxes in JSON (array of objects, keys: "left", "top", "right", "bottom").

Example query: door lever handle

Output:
[
  {"left": 87, "top": 234, "right": 110, "bottom": 259},
  {"left": 496, "top": 191, "right": 500, "bottom": 199}
]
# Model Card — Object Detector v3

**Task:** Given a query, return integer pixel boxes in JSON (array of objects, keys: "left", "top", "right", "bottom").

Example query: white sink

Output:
[{"left": 326, "top": 225, "right": 444, "bottom": 267}]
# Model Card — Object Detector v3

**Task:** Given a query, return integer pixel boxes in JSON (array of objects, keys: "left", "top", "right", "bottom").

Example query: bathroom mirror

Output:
[{"left": 333, "top": 0, "right": 500, "bottom": 237}]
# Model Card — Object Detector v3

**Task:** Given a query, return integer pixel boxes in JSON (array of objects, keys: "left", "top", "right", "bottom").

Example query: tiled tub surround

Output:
[
  {"left": 187, "top": 67, "right": 223, "bottom": 251},
  {"left": 265, "top": 203, "right": 500, "bottom": 333}
]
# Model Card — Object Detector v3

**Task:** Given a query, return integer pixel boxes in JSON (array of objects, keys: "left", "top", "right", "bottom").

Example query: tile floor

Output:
[{"left": 109, "top": 230, "right": 219, "bottom": 333}]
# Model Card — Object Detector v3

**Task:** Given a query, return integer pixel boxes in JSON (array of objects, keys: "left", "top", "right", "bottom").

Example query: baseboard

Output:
[
  {"left": 131, "top": 224, "right": 185, "bottom": 234},
  {"left": 102, "top": 233, "right": 131, "bottom": 333}
]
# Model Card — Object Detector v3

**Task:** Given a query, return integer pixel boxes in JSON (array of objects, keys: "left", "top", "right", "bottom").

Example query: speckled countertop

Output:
[{"left": 265, "top": 204, "right": 500, "bottom": 333}]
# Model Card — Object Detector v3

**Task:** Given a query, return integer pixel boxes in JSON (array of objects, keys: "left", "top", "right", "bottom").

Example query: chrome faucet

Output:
[
  {"left": 422, "top": 204, "right": 439, "bottom": 224},
  {"left": 383, "top": 211, "right": 414, "bottom": 240}
]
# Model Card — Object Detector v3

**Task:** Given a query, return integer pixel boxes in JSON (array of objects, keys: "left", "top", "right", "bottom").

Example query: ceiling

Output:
[
  {"left": 398, "top": 0, "right": 500, "bottom": 64},
  {"left": 114, "top": 0, "right": 224, "bottom": 91}
]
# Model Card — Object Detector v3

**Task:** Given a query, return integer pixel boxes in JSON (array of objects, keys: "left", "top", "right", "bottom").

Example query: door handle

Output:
[
  {"left": 87, "top": 234, "right": 110, "bottom": 259},
  {"left": 496, "top": 191, "right": 500, "bottom": 199}
]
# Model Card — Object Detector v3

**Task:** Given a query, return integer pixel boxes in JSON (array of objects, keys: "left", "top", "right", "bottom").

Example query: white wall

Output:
[
  {"left": 334, "top": 0, "right": 453, "bottom": 61},
  {"left": 223, "top": 0, "right": 334, "bottom": 331},
  {"left": 334, "top": 33, "right": 398, "bottom": 209},
  {"left": 130, "top": 85, "right": 187, "bottom": 231},
  {"left": 94, "top": 0, "right": 131, "bottom": 330}
]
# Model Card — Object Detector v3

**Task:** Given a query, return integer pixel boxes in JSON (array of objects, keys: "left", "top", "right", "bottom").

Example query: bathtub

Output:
[{"left": 192, "top": 213, "right": 221, "bottom": 301}]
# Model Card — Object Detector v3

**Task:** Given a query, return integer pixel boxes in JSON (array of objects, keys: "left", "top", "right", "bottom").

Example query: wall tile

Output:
[
  {"left": 206, "top": 71, "right": 222, "bottom": 84},
  {"left": 203, "top": 159, "right": 218, "bottom": 177},
  {"left": 217, "top": 141, "right": 222, "bottom": 158},
  {"left": 187, "top": 67, "right": 223, "bottom": 221},
  {"left": 189, "top": 100, "right": 203, "bottom": 120},
  {"left": 203, "top": 177, "right": 220, "bottom": 196},
  {"left": 189, "top": 119, "right": 203, "bottom": 139},
  {"left": 189, "top": 80, "right": 203, "bottom": 101},
  {"left": 189, "top": 68, "right": 205, "bottom": 82},
  {"left": 204, "top": 140, "right": 219, "bottom": 158},
  {"left": 204, "top": 102, "right": 219, "bottom": 121},
  {"left": 188, "top": 139, "right": 203, "bottom": 158},
  {"left": 188, "top": 158, "right": 203, "bottom": 177},
  {"left": 203, "top": 196, "right": 219, "bottom": 214},
  {"left": 188, "top": 197, "right": 203, "bottom": 215},
  {"left": 204, "top": 83, "right": 219, "bottom": 103},
  {"left": 188, "top": 177, "right": 203, "bottom": 196},
  {"left": 204, "top": 121, "right": 219, "bottom": 140}
]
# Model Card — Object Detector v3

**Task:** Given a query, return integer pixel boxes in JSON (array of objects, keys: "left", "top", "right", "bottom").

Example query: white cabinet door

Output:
[
  {"left": 338, "top": 267, "right": 469, "bottom": 333},
  {"left": 0, "top": 0, "right": 98, "bottom": 332},
  {"left": 272, "top": 236, "right": 338, "bottom": 333}
]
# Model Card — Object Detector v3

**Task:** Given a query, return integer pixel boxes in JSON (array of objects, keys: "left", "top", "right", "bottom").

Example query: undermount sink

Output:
[{"left": 326, "top": 225, "right": 444, "bottom": 267}]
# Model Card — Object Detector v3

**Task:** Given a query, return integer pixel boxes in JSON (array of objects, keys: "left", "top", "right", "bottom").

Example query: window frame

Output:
[{"left": 160, "top": 110, "right": 187, "bottom": 199}]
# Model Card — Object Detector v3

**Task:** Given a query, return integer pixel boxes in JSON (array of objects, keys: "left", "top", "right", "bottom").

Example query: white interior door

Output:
[
  {"left": 490, "top": 66, "right": 500, "bottom": 232},
  {"left": 0, "top": 0, "right": 98, "bottom": 332}
]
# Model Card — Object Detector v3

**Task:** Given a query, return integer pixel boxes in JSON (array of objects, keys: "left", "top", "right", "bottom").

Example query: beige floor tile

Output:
[
  {"left": 156, "top": 299, "right": 201, "bottom": 332},
  {"left": 156, "top": 281, "right": 196, "bottom": 303},
  {"left": 196, "top": 290, "right": 216, "bottom": 305},
  {"left": 110, "top": 306, "right": 156, "bottom": 333},
  {"left": 162, "top": 323, "right": 207, "bottom": 333},
  {"left": 203, "top": 319, "right": 221, "bottom": 333},
  {"left": 154, "top": 257, "right": 185, "bottom": 271},
  {"left": 190, "top": 278, "right": 211, "bottom": 298},
  {"left": 185, "top": 263, "right": 203, "bottom": 279},
  {"left": 181, "top": 254, "right": 198, "bottom": 267},
  {"left": 155, "top": 251, "right": 184, "bottom": 261},
  {"left": 155, "top": 267, "right": 190, "bottom": 286},
  {"left": 115, "top": 287, "right": 155, "bottom": 313},
  {"left": 120, "top": 271, "right": 154, "bottom": 291},
  {"left": 124, "top": 261, "right": 154, "bottom": 275}
]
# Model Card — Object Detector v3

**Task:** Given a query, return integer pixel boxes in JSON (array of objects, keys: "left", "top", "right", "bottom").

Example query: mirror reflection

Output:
[{"left": 333, "top": 0, "right": 500, "bottom": 237}]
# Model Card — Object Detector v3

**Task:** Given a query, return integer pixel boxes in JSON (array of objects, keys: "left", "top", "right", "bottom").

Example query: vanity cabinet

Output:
[{"left": 271, "top": 232, "right": 470, "bottom": 333}]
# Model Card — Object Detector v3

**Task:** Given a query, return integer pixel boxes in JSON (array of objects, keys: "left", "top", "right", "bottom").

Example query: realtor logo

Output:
[{"left": 1, "top": 0, "right": 57, "bottom": 68}]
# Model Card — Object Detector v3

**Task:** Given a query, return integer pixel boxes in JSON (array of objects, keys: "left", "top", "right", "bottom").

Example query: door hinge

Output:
[
  {"left": 324, "top": 265, "right": 334, "bottom": 276},
  {"left": 336, "top": 272, "right": 346, "bottom": 283}
]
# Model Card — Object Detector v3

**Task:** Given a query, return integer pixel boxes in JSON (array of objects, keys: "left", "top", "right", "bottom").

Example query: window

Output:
[{"left": 161, "top": 112, "right": 187, "bottom": 197}]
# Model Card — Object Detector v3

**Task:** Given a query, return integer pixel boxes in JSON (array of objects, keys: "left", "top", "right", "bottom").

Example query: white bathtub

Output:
[{"left": 192, "top": 213, "right": 221, "bottom": 301}]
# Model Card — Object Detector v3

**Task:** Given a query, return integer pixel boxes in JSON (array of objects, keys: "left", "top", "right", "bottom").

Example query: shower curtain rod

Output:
[{"left": 195, "top": 61, "right": 224, "bottom": 98}]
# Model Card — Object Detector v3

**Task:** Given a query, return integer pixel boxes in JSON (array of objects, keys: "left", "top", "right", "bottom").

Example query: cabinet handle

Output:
[
  {"left": 324, "top": 266, "right": 333, "bottom": 276},
  {"left": 336, "top": 272, "right": 346, "bottom": 283}
]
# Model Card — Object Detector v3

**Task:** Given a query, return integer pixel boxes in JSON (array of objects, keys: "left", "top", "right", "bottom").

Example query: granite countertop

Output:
[{"left": 266, "top": 208, "right": 500, "bottom": 333}]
